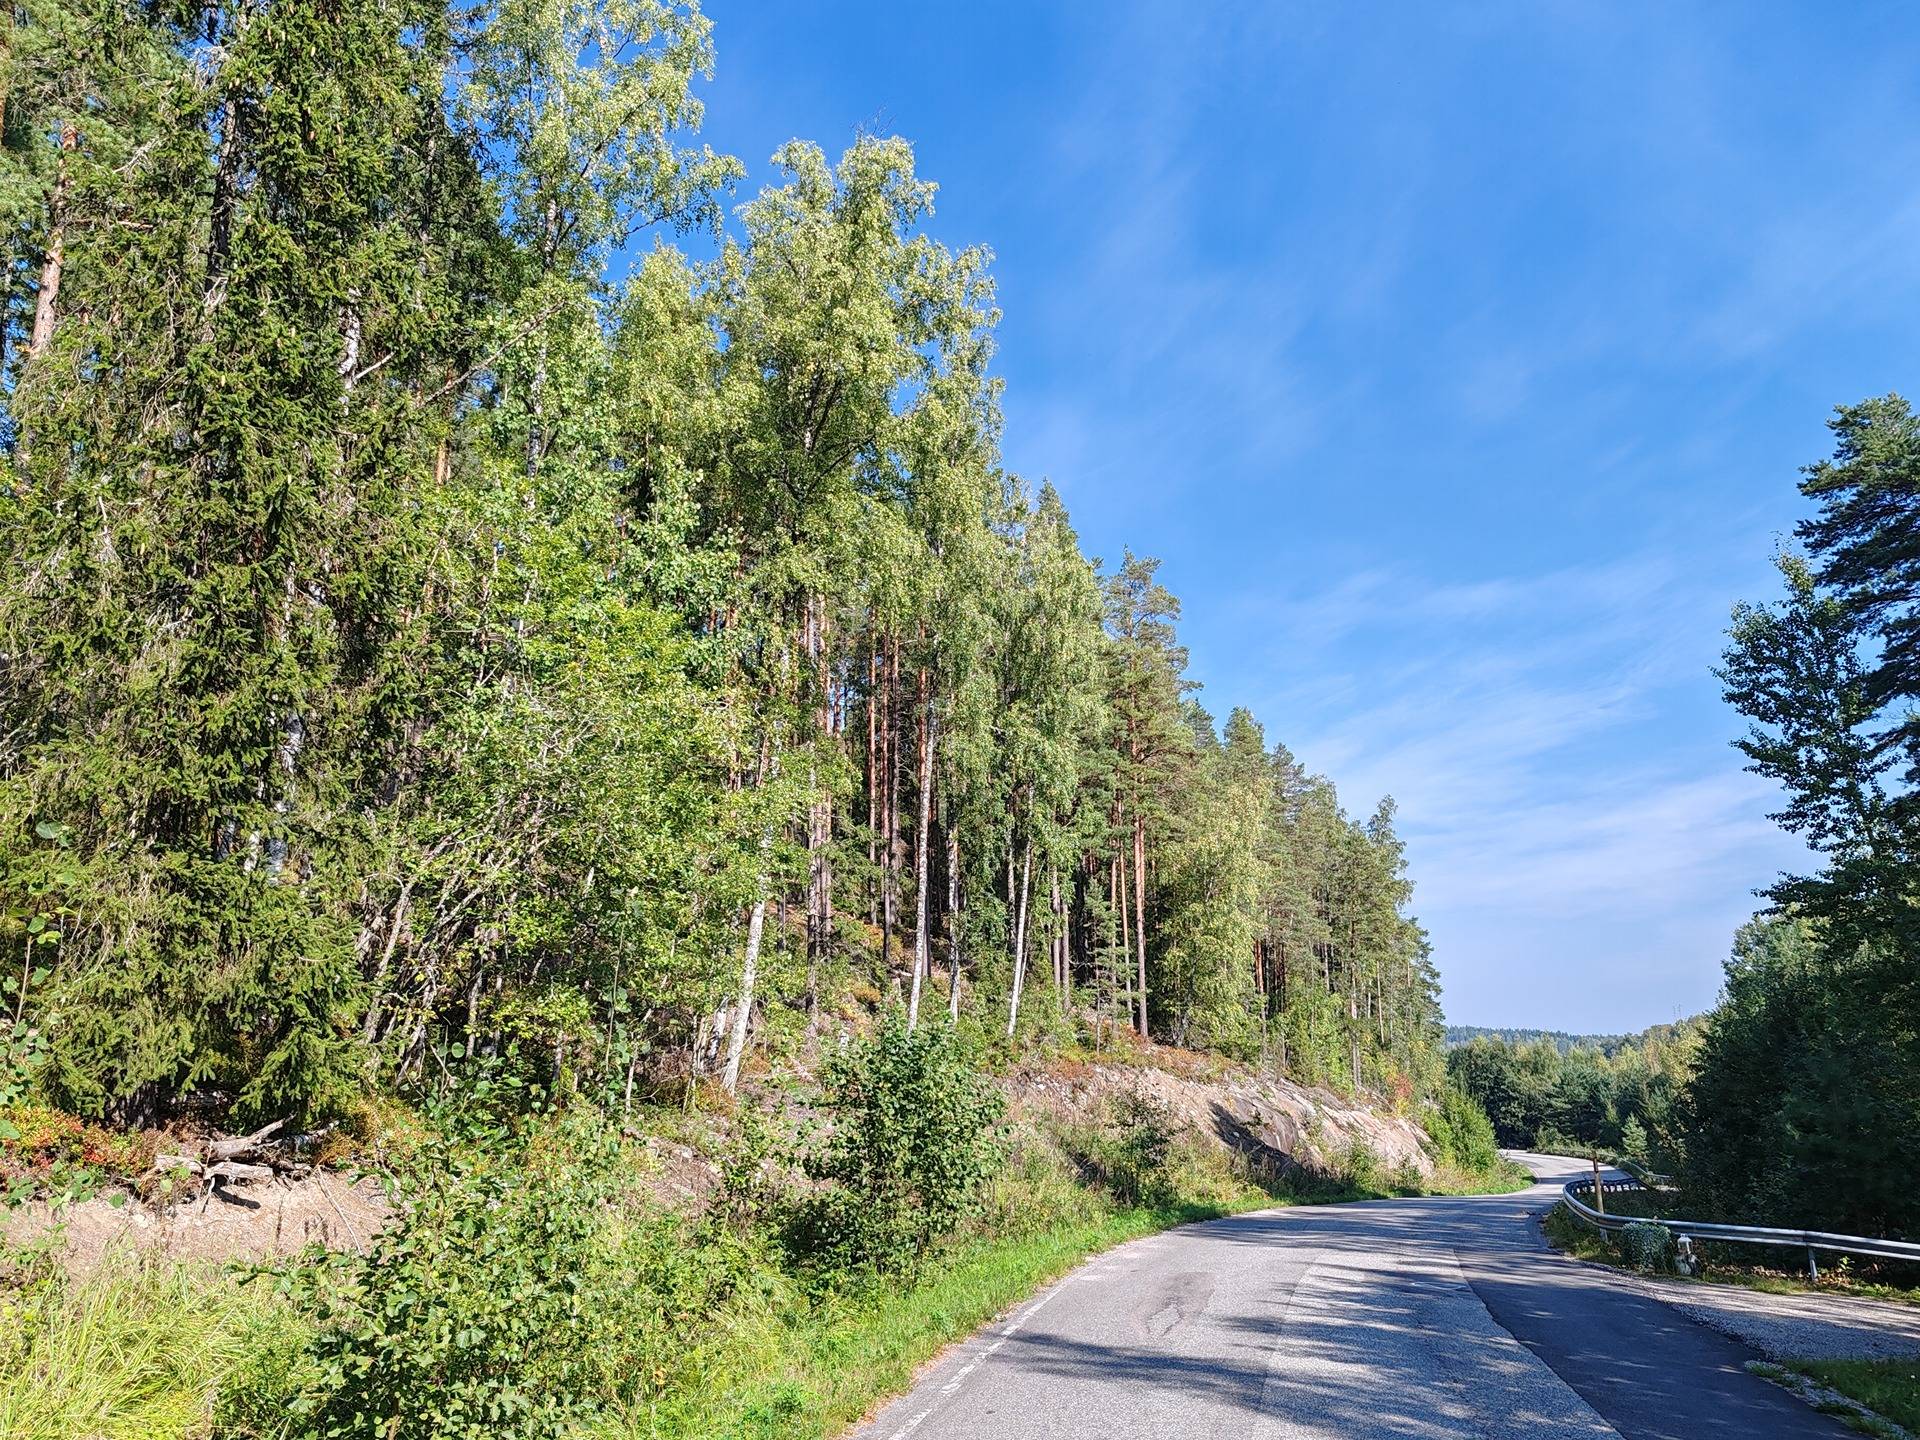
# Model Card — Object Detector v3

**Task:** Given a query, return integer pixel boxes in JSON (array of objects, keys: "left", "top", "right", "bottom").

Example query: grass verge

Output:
[
  {"left": 628, "top": 1149, "right": 1528, "bottom": 1440},
  {"left": 1789, "top": 1360, "right": 1920, "bottom": 1436},
  {"left": 631, "top": 1197, "right": 1256, "bottom": 1440},
  {"left": 0, "top": 1246, "right": 297, "bottom": 1440}
]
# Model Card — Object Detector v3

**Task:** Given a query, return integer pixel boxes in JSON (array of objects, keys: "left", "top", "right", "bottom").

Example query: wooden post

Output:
[{"left": 1592, "top": 1154, "right": 1605, "bottom": 1218}]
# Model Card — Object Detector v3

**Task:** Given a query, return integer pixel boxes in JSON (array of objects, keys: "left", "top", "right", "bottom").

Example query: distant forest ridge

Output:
[{"left": 1443, "top": 1022, "right": 1701, "bottom": 1057}]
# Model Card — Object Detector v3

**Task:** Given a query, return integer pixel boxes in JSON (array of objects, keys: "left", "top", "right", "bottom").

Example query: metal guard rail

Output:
[{"left": 1560, "top": 1177, "right": 1920, "bottom": 1270}]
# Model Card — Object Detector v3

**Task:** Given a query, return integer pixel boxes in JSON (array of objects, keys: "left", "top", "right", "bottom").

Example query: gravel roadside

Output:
[{"left": 1621, "top": 1271, "right": 1920, "bottom": 1362}]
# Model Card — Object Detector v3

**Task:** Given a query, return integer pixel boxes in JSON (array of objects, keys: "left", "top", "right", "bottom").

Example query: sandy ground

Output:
[{"left": 3, "top": 1167, "right": 388, "bottom": 1271}]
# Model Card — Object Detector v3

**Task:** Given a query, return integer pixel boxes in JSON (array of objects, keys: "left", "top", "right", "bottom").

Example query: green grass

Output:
[
  {"left": 1542, "top": 1202, "right": 1920, "bottom": 1307},
  {"left": 1426, "top": 1157, "right": 1534, "bottom": 1196},
  {"left": 625, "top": 1198, "right": 1254, "bottom": 1440},
  {"left": 617, "top": 1147, "right": 1528, "bottom": 1440},
  {"left": 0, "top": 1246, "right": 302, "bottom": 1440},
  {"left": 1790, "top": 1360, "right": 1920, "bottom": 1434},
  {"left": 0, "top": 1129, "right": 1525, "bottom": 1440}
]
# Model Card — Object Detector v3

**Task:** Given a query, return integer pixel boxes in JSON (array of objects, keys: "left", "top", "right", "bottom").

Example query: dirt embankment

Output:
[
  {"left": 5, "top": 1168, "right": 388, "bottom": 1273},
  {"left": 4, "top": 1051, "right": 1433, "bottom": 1272}
]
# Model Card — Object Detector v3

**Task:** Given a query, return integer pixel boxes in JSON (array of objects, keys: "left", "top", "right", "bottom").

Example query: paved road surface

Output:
[{"left": 851, "top": 1152, "right": 1860, "bottom": 1440}]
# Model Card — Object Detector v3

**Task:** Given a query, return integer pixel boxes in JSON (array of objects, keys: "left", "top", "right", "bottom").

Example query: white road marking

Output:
[{"left": 880, "top": 1256, "right": 1120, "bottom": 1439}]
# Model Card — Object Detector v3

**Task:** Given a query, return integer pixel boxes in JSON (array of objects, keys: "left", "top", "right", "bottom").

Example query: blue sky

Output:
[{"left": 695, "top": 2, "right": 1920, "bottom": 1032}]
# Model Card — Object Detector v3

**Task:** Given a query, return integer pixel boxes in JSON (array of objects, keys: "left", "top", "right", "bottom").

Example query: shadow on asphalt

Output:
[{"left": 966, "top": 1186, "right": 1857, "bottom": 1440}]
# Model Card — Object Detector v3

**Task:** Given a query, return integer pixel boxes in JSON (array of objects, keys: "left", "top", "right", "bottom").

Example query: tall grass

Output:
[{"left": 0, "top": 1245, "right": 301, "bottom": 1440}]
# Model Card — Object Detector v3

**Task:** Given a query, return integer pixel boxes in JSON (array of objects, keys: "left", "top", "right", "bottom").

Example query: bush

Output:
[
  {"left": 286, "top": 1098, "right": 752, "bottom": 1439},
  {"left": 1097, "top": 1089, "right": 1179, "bottom": 1207},
  {"left": 1616, "top": 1220, "right": 1676, "bottom": 1273},
  {"left": 1336, "top": 1139, "right": 1385, "bottom": 1194},
  {"left": 1426, "top": 1085, "right": 1499, "bottom": 1175},
  {"left": 788, "top": 1016, "right": 1003, "bottom": 1278}
]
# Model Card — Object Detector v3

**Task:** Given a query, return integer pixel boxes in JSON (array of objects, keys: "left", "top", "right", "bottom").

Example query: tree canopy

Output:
[{"left": 0, "top": 0, "right": 1449, "bottom": 1125}]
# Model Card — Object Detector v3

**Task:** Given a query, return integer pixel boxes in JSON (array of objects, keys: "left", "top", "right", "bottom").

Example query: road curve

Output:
[{"left": 850, "top": 1152, "right": 1857, "bottom": 1440}]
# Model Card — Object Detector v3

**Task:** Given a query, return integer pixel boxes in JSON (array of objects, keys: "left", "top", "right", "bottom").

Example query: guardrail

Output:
[
  {"left": 1615, "top": 1159, "right": 1674, "bottom": 1190},
  {"left": 1560, "top": 1176, "right": 1920, "bottom": 1279}
]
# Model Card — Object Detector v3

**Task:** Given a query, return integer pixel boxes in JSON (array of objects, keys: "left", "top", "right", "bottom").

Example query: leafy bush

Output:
[
  {"left": 1335, "top": 1139, "right": 1385, "bottom": 1194},
  {"left": 1094, "top": 1088, "right": 1179, "bottom": 1206},
  {"left": 789, "top": 1016, "right": 1003, "bottom": 1277},
  {"left": 1616, "top": 1220, "right": 1676, "bottom": 1273},
  {"left": 284, "top": 1096, "right": 752, "bottom": 1439},
  {"left": 1425, "top": 1084, "right": 1500, "bottom": 1175}
]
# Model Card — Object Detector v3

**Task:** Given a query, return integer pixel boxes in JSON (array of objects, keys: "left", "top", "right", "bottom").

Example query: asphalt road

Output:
[{"left": 851, "top": 1151, "right": 1860, "bottom": 1440}]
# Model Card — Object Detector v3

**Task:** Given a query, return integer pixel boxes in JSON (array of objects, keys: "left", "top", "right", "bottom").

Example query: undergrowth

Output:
[{"left": 0, "top": 1033, "right": 1527, "bottom": 1440}]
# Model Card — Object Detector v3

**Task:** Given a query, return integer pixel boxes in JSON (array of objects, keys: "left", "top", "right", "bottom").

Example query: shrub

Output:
[
  {"left": 1617, "top": 1220, "right": 1676, "bottom": 1273},
  {"left": 1427, "top": 1084, "right": 1499, "bottom": 1175},
  {"left": 788, "top": 1015, "right": 1003, "bottom": 1277},
  {"left": 1336, "top": 1139, "right": 1385, "bottom": 1194},
  {"left": 285, "top": 1098, "right": 751, "bottom": 1439},
  {"left": 1097, "top": 1088, "right": 1179, "bottom": 1207}
]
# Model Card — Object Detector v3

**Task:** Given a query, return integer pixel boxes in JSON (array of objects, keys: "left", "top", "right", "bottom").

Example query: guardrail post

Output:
[
  {"left": 1806, "top": 1244, "right": 1819, "bottom": 1282},
  {"left": 1592, "top": 1155, "right": 1605, "bottom": 1218}
]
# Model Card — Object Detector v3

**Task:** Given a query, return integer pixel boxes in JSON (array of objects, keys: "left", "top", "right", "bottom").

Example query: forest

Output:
[
  {"left": 1690, "top": 395, "right": 1920, "bottom": 1240},
  {"left": 1446, "top": 1020, "right": 1698, "bottom": 1166},
  {"left": 0, "top": 7, "right": 1496, "bottom": 1433},
  {"left": 1464, "top": 397, "right": 1920, "bottom": 1244},
  {"left": 0, "top": 0, "right": 1450, "bottom": 1132}
]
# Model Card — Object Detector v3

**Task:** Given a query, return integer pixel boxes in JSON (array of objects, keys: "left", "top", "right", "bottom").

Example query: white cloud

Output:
[{"left": 1208, "top": 554, "right": 1810, "bottom": 1029}]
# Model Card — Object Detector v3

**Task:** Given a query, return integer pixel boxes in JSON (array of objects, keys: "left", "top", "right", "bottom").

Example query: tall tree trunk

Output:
[
  {"left": 1132, "top": 813, "right": 1148, "bottom": 1038},
  {"left": 723, "top": 740, "right": 777, "bottom": 1093},
  {"left": 907, "top": 680, "right": 935, "bottom": 1030},
  {"left": 881, "top": 636, "right": 898, "bottom": 975},
  {"left": 1276, "top": 941, "right": 1289, "bottom": 1071},
  {"left": 866, "top": 643, "right": 879, "bottom": 924},
  {"left": 25, "top": 120, "right": 76, "bottom": 363},
  {"left": 947, "top": 822, "right": 963, "bottom": 1021},
  {"left": 1117, "top": 852, "right": 1132, "bottom": 1031},
  {"left": 1050, "top": 866, "right": 1065, "bottom": 1011},
  {"left": 805, "top": 595, "right": 833, "bottom": 1008},
  {"left": 1004, "top": 839, "right": 1033, "bottom": 1037},
  {"left": 722, "top": 886, "right": 767, "bottom": 1093}
]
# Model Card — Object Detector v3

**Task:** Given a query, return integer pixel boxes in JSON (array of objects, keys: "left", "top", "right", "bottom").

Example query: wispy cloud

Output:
[{"left": 1209, "top": 555, "right": 1809, "bottom": 1028}]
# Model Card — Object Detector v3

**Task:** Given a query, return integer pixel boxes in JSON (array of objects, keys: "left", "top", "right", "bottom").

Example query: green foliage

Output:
[
  {"left": 1447, "top": 1022, "right": 1696, "bottom": 1163},
  {"left": 1425, "top": 1083, "right": 1500, "bottom": 1175},
  {"left": 789, "top": 1017, "right": 1003, "bottom": 1277},
  {"left": 1079, "top": 1088, "right": 1180, "bottom": 1206},
  {"left": 1678, "top": 915, "right": 1920, "bottom": 1236},
  {"left": 0, "top": 0, "right": 1451, "bottom": 1142},
  {"left": 1335, "top": 1138, "right": 1385, "bottom": 1194},
  {"left": 0, "top": 1246, "right": 294, "bottom": 1440},
  {"left": 1694, "top": 396, "right": 1920, "bottom": 1237},
  {"left": 1787, "top": 1359, "right": 1920, "bottom": 1435},
  {"left": 1616, "top": 1221, "right": 1677, "bottom": 1274},
  {"left": 286, "top": 1099, "right": 757, "bottom": 1440}
]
